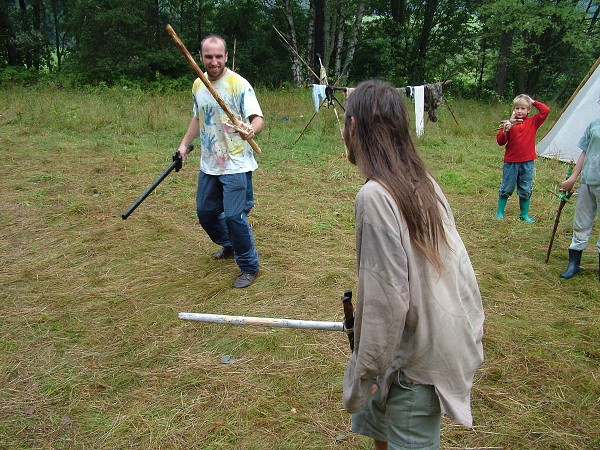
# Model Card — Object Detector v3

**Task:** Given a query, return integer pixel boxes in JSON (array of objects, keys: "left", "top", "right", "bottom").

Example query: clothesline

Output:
[{"left": 311, "top": 83, "right": 434, "bottom": 137}]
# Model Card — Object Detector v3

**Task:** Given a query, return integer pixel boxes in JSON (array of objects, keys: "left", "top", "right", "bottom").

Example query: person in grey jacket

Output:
[
  {"left": 559, "top": 117, "right": 600, "bottom": 281},
  {"left": 342, "top": 80, "right": 485, "bottom": 450}
]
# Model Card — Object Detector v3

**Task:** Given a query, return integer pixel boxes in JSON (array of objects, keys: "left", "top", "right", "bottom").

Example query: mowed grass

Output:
[{"left": 0, "top": 83, "right": 598, "bottom": 449}]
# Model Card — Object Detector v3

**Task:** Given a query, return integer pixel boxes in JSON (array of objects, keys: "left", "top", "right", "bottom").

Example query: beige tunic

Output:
[{"left": 343, "top": 180, "right": 484, "bottom": 427}]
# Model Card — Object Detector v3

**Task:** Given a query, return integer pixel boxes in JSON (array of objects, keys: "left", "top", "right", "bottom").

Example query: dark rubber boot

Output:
[{"left": 560, "top": 249, "right": 582, "bottom": 279}]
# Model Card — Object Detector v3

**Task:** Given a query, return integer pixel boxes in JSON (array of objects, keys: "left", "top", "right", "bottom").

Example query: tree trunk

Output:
[
  {"left": 334, "top": 3, "right": 346, "bottom": 78},
  {"left": 313, "top": 0, "right": 325, "bottom": 71},
  {"left": 494, "top": 30, "right": 513, "bottom": 96},
  {"left": 586, "top": 0, "right": 599, "bottom": 33},
  {"left": 411, "top": 0, "right": 437, "bottom": 84},
  {"left": 0, "top": 5, "right": 22, "bottom": 66},
  {"left": 196, "top": 0, "right": 204, "bottom": 51},
  {"left": 478, "top": 37, "right": 486, "bottom": 97},
  {"left": 322, "top": 0, "right": 336, "bottom": 74},
  {"left": 340, "top": 1, "right": 364, "bottom": 80},
  {"left": 153, "top": 0, "right": 160, "bottom": 46},
  {"left": 390, "top": 0, "right": 407, "bottom": 25},
  {"left": 50, "top": 0, "right": 62, "bottom": 70},
  {"left": 517, "top": 30, "right": 531, "bottom": 92},
  {"left": 32, "top": 0, "right": 42, "bottom": 70},
  {"left": 283, "top": 0, "right": 303, "bottom": 84},
  {"left": 307, "top": 0, "right": 315, "bottom": 76},
  {"left": 18, "top": 0, "right": 32, "bottom": 68},
  {"left": 526, "top": 27, "right": 557, "bottom": 95}
]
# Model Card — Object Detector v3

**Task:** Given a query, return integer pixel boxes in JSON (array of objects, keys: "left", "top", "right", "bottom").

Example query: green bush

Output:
[{"left": 0, "top": 67, "right": 39, "bottom": 86}]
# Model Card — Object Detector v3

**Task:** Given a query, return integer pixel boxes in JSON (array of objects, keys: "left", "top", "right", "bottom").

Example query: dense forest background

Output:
[{"left": 1, "top": 0, "right": 599, "bottom": 100}]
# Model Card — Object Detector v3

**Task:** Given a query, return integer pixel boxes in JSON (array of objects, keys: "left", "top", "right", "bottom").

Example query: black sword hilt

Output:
[{"left": 342, "top": 290, "right": 354, "bottom": 351}]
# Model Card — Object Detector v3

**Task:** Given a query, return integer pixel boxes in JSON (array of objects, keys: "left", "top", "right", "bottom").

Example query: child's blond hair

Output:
[{"left": 513, "top": 94, "right": 532, "bottom": 108}]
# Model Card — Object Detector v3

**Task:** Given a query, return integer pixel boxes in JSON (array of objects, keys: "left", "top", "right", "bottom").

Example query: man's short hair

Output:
[{"left": 200, "top": 34, "right": 227, "bottom": 55}]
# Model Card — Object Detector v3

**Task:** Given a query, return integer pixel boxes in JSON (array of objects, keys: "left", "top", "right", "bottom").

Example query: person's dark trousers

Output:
[{"left": 196, "top": 171, "right": 259, "bottom": 275}]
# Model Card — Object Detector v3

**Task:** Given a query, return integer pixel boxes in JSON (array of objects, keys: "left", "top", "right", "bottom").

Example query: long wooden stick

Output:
[
  {"left": 545, "top": 162, "right": 574, "bottom": 263},
  {"left": 443, "top": 95, "right": 460, "bottom": 126},
  {"left": 272, "top": 25, "right": 320, "bottom": 82},
  {"left": 166, "top": 24, "right": 261, "bottom": 154}
]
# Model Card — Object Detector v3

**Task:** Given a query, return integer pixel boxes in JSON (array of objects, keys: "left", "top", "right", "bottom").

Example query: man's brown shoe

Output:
[
  {"left": 212, "top": 247, "right": 234, "bottom": 260},
  {"left": 233, "top": 272, "right": 257, "bottom": 288}
]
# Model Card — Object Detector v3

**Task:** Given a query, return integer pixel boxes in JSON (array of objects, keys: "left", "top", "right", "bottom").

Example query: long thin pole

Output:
[
  {"left": 166, "top": 24, "right": 261, "bottom": 154},
  {"left": 178, "top": 312, "right": 344, "bottom": 331},
  {"left": 294, "top": 96, "right": 328, "bottom": 144},
  {"left": 272, "top": 25, "right": 320, "bottom": 82}
]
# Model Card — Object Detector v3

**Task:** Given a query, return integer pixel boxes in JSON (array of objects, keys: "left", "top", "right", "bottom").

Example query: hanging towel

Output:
[
  {"left": 312, "top": 84, "right": 327, "bottom": 113},
  {"left": 414, "top": 85, "right": 425, "bottom": 137}
]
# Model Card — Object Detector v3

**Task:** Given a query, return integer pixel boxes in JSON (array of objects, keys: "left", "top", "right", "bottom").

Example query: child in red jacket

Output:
[{"left": 496, "top": 94, "right": 550, "bottom": 222}]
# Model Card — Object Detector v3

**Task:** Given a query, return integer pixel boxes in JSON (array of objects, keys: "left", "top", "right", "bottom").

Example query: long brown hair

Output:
[{"left": 344, "top": 79, "right": 449, "bottom": 269}]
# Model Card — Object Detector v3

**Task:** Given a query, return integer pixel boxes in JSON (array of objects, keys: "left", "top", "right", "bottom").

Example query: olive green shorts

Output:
[{"left": 351, "top": 371, "right": 441, "bottom": 449}]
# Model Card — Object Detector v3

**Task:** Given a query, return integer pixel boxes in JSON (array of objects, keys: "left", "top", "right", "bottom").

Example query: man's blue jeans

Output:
[{"left": 196, "top": 171, "right": 259, "bottom": 274}]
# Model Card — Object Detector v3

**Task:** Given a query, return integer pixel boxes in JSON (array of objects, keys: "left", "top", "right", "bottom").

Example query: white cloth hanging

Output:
[
  {"left": 414, "top": 85, "right": 425, "bottom": 137},
  {"left": 312, "top": 84, "right": 327, "bottom": 113}
]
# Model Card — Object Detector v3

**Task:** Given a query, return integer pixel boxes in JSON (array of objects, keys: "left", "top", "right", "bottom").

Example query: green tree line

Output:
[{"left": 1, "top": 0, "right": 598, "bottom": 100}]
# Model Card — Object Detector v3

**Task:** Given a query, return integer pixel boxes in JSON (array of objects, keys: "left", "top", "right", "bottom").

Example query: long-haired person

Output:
[{"left": 342, "top": 80, "right": 485, "bottom": 450}]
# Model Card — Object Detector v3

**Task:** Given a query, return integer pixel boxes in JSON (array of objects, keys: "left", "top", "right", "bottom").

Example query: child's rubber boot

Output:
[
  {"left": 519, "top": 197, "right": 535, "bottom": 223},
  {"left": 560, "top": 249, "right": 582, "bottom": 279},
  {"left": 496, "top": 197, "right": 507, "bottom": 219}
]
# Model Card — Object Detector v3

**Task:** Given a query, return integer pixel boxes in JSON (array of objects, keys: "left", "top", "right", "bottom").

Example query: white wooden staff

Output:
[
  {"left": 179, "top": 291, "right": 355, "bottom": 350},
  {"left": 178, "top": 312, "right": 344, "bottom": 331},
  {"left": 166, "top": 24, "right": 262, "bottom": 154}
]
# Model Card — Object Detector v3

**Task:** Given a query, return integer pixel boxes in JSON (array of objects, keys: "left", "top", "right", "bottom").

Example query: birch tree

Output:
[
  {"left": 263, "top": 0, "right": 307, "bottom": 84},
  {"left": 320, "top": 0, "right": 365, "bottom": 82}
]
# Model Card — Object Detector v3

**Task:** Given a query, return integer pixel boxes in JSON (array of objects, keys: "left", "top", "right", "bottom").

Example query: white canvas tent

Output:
[{"left": 537, "top": 57, "right": 600, "bottom": 162}]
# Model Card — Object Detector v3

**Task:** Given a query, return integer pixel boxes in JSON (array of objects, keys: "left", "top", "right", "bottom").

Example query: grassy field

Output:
[{"left": 0, "top": 83, "right": 598, "bottom": 449}]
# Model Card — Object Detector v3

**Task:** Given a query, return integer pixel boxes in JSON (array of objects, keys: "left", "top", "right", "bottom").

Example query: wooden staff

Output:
[
  {"left": 166, "top": 24, "right": 261, "bottom": 154},
  {"left": 545, "top": 162, "right": 574, "bottom": 263},
  {"left": 272, "top": 25, "right": 320, "bottom": 82}
]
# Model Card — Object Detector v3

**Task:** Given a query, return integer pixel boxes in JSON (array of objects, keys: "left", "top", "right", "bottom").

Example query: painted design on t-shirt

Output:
[{"left": 191, "top": 71, "right": 261, "bottom": 175}]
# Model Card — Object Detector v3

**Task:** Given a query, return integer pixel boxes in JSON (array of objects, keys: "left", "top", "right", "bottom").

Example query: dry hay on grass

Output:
[{"left": 1, "top": 85, "right": 599, "bottom": 449}]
